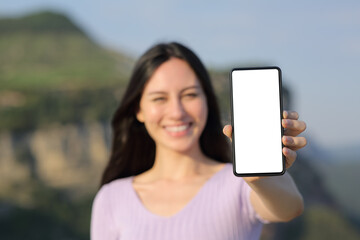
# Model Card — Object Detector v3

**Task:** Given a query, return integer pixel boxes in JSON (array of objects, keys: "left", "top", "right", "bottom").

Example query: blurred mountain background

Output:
[{"left": 0, "top": 11, "right": 359, "bottom": 240}]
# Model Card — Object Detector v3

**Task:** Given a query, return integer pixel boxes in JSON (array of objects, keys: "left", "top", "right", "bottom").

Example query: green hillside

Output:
[
  {"left": 0, "top": 11, "right": 133, "bottom": 91},
  {"left": 0, "top": 11, "right": 134, "bottom": 131},
  {"left": 0, "top": 11, "right": 84, "bottom": 33}
]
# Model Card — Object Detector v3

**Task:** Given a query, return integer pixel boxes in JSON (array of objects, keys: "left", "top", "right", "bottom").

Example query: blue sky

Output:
[{"left": 1, "top": 0, "right": 360, "bottom": 149}]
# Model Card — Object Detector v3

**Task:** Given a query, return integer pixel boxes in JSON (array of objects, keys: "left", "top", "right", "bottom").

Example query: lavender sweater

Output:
[{"left": 91, "top": 164, "right": 265, "bottom": 239}]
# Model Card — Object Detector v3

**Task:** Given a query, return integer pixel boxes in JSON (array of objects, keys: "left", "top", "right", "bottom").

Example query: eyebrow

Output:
[{"left": 147, "top": 86, "right": 201, "bottom": 95}]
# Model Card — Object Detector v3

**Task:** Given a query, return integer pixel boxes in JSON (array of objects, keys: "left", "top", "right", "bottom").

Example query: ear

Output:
[{"left": 136, "top": 108, "right": 144, "bottom": 123}]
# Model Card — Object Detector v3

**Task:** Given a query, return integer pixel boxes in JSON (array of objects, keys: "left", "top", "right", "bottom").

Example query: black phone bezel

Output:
[{"left": 229, "top": 66, "right": 286, "bottom": 177}]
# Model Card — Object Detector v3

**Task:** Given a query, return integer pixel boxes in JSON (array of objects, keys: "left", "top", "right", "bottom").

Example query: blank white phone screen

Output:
[{"left": 231, "top": 68, "right": 283, "bottom": 175}]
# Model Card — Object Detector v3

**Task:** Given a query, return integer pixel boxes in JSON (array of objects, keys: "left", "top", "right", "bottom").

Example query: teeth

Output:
[{"left": 166, "top": 124, "right": 188, "bottom": 132}]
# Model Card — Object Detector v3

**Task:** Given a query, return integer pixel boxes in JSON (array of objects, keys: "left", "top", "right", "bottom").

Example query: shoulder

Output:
[
  {"left": 91, "top": 178, "right": 133, "bottom": 239},
  {"left": 216, "top": 163, "right": 247, "bottom": 187},
  {"left": 205, "top": 163, "right": 250, "bottom": 200},
  {"left": 93, "top": 177, "right": 134, "bottom": 206},
  {"left": 219, "top": 163, "right": 269, "bottom": 224},
  {"left": 214, "top": 163, "right": 264, "bottom": 222},
  {"left": 92, "top": 177, "right": 135, "bottom": 227},
  {"left": 105, "top": 176, "right": 134, "bottom": 191}
]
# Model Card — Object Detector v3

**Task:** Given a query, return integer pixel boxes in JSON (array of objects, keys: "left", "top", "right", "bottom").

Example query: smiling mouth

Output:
[{"left": 164, "top": 123, "right": 191, "bottom": 133}]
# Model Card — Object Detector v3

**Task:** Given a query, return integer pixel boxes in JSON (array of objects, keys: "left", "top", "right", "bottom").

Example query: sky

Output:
[{"left": 1, "top": 0, "right": 360, "bottom": 149}]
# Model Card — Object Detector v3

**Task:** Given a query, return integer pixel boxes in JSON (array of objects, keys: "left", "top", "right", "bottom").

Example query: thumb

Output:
[{"left": 223, "top": 125, "right": 233, "bottom": 141}]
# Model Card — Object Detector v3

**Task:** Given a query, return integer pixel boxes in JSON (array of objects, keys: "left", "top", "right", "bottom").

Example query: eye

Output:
[
  {"left": 183, "top": 92, "right": 198, "bottom": 98},
  {"left": 152, "top": 97, "right": 166, "bottom": 102}
]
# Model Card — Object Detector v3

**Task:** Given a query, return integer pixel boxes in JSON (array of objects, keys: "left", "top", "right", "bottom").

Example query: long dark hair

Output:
[{"left": 101, "top": 42, "right": 230, "bottom": 186}]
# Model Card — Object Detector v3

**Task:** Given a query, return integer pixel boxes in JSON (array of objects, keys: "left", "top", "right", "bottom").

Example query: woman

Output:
[{"left": 91, "top": 42, "right": 307, "bottom": 240}]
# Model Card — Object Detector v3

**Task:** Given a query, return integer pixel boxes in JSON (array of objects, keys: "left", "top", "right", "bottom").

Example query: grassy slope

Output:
[
  {"left": 0, "top": 32, "right": 123, "bottom": 90},
  {"left": 0, "top": 11, "right": 133, "bottom": 91},
  {"left": 0, "top": 11, "right": 134, "bottom": 131}
]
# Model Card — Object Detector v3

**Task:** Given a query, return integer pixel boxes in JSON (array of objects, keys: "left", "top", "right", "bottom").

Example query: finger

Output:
[
  {"left": 282, "top": 136, "right": 307, "bottom": 150},
  {"left": 223, "top": 125, "right": 233, "bottom": 141},
  {"left": 282, "top": 119, "right": 307, "bottom": 136},
  {"left": 283, "top": 110, "right": 299, "bottom": 120},
  {"left": 283, "top": 147, "right": 297, "bottom": 169},
  {"left": 282, "top": 119, "right": 306, "bottom": 130}
]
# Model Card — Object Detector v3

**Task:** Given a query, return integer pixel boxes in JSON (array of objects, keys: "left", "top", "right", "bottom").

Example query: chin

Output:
[{"left": 162, "top": 140, "right": 200, "bottom": 154}]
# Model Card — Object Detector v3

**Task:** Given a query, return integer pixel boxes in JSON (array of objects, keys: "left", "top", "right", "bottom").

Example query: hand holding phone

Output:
[{"left": 230, "top": 67, "right": 285, "bottom": 177}]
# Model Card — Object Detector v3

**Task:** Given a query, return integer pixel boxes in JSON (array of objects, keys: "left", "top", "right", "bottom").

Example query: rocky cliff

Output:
[{"left": 0, "top": 122, "right": 110, "bottom": 206}]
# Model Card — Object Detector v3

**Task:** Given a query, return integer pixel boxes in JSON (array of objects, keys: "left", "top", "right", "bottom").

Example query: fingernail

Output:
[
  {"left": 284, "top": 136, "right": 292, "bottom": 143},
  {"left": 283, "top": 119, "right": 290, "bottom": 125},
  {"left": 283, "top": 147, "right": 288, "bottom": 154}
]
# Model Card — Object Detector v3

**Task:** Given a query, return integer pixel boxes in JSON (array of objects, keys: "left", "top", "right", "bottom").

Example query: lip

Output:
[{"left": 164, "top": 123, "right": 192, "bottom": 136}]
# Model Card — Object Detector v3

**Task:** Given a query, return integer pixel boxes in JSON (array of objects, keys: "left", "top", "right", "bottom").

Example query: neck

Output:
[{"left": 148, "top": 145, "right": 214, "bottom": 180}]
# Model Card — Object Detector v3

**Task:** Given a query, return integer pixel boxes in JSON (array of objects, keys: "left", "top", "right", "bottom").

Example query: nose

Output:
[{"left": 168, "top": 98, "right": 186, "bottom": 120}]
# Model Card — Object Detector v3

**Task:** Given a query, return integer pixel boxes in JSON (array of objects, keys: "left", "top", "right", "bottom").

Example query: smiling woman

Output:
[
  {"left": 91, "top": 42, "right": 306, "bottom": 240},
  {"left": 100, "top": 42, "right": 230, "bottom": 184}
]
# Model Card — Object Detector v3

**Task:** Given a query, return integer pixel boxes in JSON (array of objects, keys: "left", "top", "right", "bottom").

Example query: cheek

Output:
[
  {"left": 189, "top": 99, "right": 208, "bottom": 123},
  {"left": 142, "top": 105, "right": 163, "bottom": 124},
  {"left": 140, "top": 106, "right": 163, "bottom": 140}
]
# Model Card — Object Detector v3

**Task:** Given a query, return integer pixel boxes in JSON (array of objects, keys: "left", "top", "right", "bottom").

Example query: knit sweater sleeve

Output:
[{"left": 242, "top": 180, "right": 270, "bottom": 224}]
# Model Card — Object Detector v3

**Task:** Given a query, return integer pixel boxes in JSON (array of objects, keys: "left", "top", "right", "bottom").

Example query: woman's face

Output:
[{"left": 136, "top": 58, "right": 208, "bottom": 154}]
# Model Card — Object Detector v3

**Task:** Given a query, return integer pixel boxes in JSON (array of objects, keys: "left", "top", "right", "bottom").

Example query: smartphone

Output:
[{"left": 230, "top": 67, "right": 285, "bottom": 177}]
